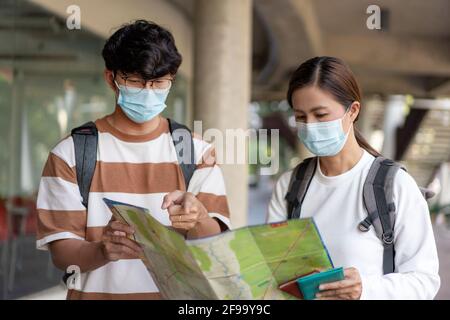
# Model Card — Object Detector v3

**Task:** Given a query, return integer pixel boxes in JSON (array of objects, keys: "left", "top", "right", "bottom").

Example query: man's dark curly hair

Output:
[{"left": 102, "top": 20, "right": 182, "bottom": 79}]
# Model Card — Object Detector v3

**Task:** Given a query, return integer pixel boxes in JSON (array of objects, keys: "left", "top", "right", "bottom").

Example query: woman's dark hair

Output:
[
  {"left": 287, "top": 56, "right": 381, "bottom": 157},
  {"left": 102, "top": 20, "right": 182, "bottom": 79}
]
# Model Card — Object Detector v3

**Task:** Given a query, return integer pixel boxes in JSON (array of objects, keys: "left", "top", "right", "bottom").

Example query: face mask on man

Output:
[
  {"left": 115, "top": 81, "right": 170, "bottom": 124},
  {"left": 297, "top": 108, "right": 352, "bottom": 157}
]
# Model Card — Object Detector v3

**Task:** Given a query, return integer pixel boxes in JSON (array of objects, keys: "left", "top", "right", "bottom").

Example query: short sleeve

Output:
[{"left": 36, "top": 137, "right": 87, "bottom": 250}]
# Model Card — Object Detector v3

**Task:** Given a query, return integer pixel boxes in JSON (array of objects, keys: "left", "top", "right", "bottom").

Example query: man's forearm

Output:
[
  {"left": 49, "top": 239, "right": 108, "bottom": 273},
  {"left": 186, "top": 217, "right": 222, "bottom": 239}
]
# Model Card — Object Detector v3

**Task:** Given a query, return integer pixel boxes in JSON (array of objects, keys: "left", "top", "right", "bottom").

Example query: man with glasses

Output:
[{"left": 35, "top": 20, "right": 231, "bottom": 300}]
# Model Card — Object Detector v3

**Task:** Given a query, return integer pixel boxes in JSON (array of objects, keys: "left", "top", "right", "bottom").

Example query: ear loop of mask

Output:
[
  {"left": 112, "top": 71, "right": 120, "bottom": 91},
  {"left": 342, "top": 104, "right": 354, "bottom": 137},
  {"left": 112, "top": 72, "right": 123, "bottom": 104}
]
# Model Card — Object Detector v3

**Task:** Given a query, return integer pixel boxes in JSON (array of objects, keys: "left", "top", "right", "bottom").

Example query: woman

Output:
[{"left": 267, "top": 56, "right": 440, "bottom": 300}]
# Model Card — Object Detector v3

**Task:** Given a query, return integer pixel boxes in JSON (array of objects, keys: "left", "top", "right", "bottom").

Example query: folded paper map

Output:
[{"left": 103, "top": 198, "right": 333, "bottom": 300}]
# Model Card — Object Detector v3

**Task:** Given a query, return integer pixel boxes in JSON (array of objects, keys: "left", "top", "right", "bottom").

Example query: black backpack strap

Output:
[
  {"left": 360, "top": 157, "right": 404, "bottom": 274},
  {"left": 285, "top": 157, "right": 317, "bottom": 219},
  {"left": 71, "top": 121, "right": 98, "bottom": 209},
  {"left": 168, "top": 118, "right": 196, "bottom": 190}
]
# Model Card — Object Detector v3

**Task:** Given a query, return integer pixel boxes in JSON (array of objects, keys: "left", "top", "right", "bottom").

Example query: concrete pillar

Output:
[
  {"left": 381, "top": 95, "right": 406, "bottom": 159},
  {"left": 193, "top": 0, "right": 253, "bottom": 228},
  {"left": 437, "top": 163, "right": 450, "bottom": 207},
  {"left": 8, "top": 70, "right": 24, "bottom": 198}
]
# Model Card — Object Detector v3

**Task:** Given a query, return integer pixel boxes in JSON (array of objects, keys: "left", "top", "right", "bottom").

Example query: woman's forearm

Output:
[{"left": 360, "top": 272, "right": 440, "bottom": 300}]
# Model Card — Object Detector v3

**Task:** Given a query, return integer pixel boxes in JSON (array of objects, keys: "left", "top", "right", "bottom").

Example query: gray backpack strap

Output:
[
  {"left": 285, "top": 157, "right": 317, "bottom": 219},
  {"left": 360, "top": 157, "right": 404, "bottom": 274},
  {"left": 71, "top": 121, "right": 98, "bottom": 209},
  {"left": 168, "top": 118, "right": 196, "bottom": 189}
]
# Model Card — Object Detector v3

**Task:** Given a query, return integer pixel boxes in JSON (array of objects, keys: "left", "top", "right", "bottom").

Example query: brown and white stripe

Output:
[{"left": 36, "top": 116, "right": 231, "bottom": 299}]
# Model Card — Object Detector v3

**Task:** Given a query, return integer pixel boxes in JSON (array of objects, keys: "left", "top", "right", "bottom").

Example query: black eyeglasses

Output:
[{"left": 114, "top": 72, "right": 174, "bottom": 94}]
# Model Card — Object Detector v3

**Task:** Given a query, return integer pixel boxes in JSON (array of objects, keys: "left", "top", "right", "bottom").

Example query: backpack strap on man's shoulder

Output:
[
  {"left": 360, "top": 156, "right": 405, "bottom": 274},
  {"left": 71, "top": 121, "right": 98, "bottom": 209},
  {"left": 168, "top": 118, "right": 196, "bottom": 189},
  {"left": 285, "top": 157, "right": 317, "bottom": 219}
]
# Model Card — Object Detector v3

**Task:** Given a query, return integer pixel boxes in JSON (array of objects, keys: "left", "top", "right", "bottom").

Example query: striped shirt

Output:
[{"left": 36, "top": 116, "right": 231, "bottom": 300}]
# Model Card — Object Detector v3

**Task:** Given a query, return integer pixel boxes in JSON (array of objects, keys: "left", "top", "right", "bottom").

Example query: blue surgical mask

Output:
[
  {"left": 115, "top": 82, "right": 170, "bottom": 123},
  {"left": 297, "top": 109, "right": 352, "bottom": 157}
]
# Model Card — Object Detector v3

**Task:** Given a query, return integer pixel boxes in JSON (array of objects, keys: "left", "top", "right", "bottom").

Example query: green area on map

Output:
[{"left": 103, "top": 198, "right": 333, "bottom": 300}]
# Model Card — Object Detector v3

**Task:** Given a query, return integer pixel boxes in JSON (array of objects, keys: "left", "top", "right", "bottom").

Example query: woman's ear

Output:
[{"left": 348, "top": 101, "right": 361, "bottom": 122}]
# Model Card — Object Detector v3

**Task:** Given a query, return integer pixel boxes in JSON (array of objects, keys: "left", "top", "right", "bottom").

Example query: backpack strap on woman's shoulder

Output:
[
  {"left": 285, "top": 157, "right": 317, "bottom": 219},
  {"left": 360, "top": 156, "right": 405, "bottom": 274}
]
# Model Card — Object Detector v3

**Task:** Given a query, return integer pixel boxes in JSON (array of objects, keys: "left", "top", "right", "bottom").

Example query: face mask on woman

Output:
[
  {"left": 115, "top": 82, "right": 170, "bottom": 123},
  {"left": 297, "top": 108, "right": 352, "bottom": 157}
]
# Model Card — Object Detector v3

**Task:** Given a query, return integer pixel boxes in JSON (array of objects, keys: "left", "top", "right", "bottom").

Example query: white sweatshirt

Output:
[{"left": 267, "top": 149, "right": 440, "bottom": 300}]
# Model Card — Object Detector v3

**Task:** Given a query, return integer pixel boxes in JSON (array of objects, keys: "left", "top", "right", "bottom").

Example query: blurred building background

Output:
[{"left": 0, "top": 0, "right": 449, "bottom": 299}]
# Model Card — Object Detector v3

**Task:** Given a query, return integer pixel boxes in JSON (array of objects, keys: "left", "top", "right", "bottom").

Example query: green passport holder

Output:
[{"left": 296, "top": 267, "right": 345, "bottom": 300}]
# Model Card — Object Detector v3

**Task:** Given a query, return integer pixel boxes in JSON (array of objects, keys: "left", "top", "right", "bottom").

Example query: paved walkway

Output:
[
  {"left": 0, "top": 236, "right": 62, "bottom": 299},
  {"left": 18, "top": 284, "right": 66, "bottom": 300}
]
